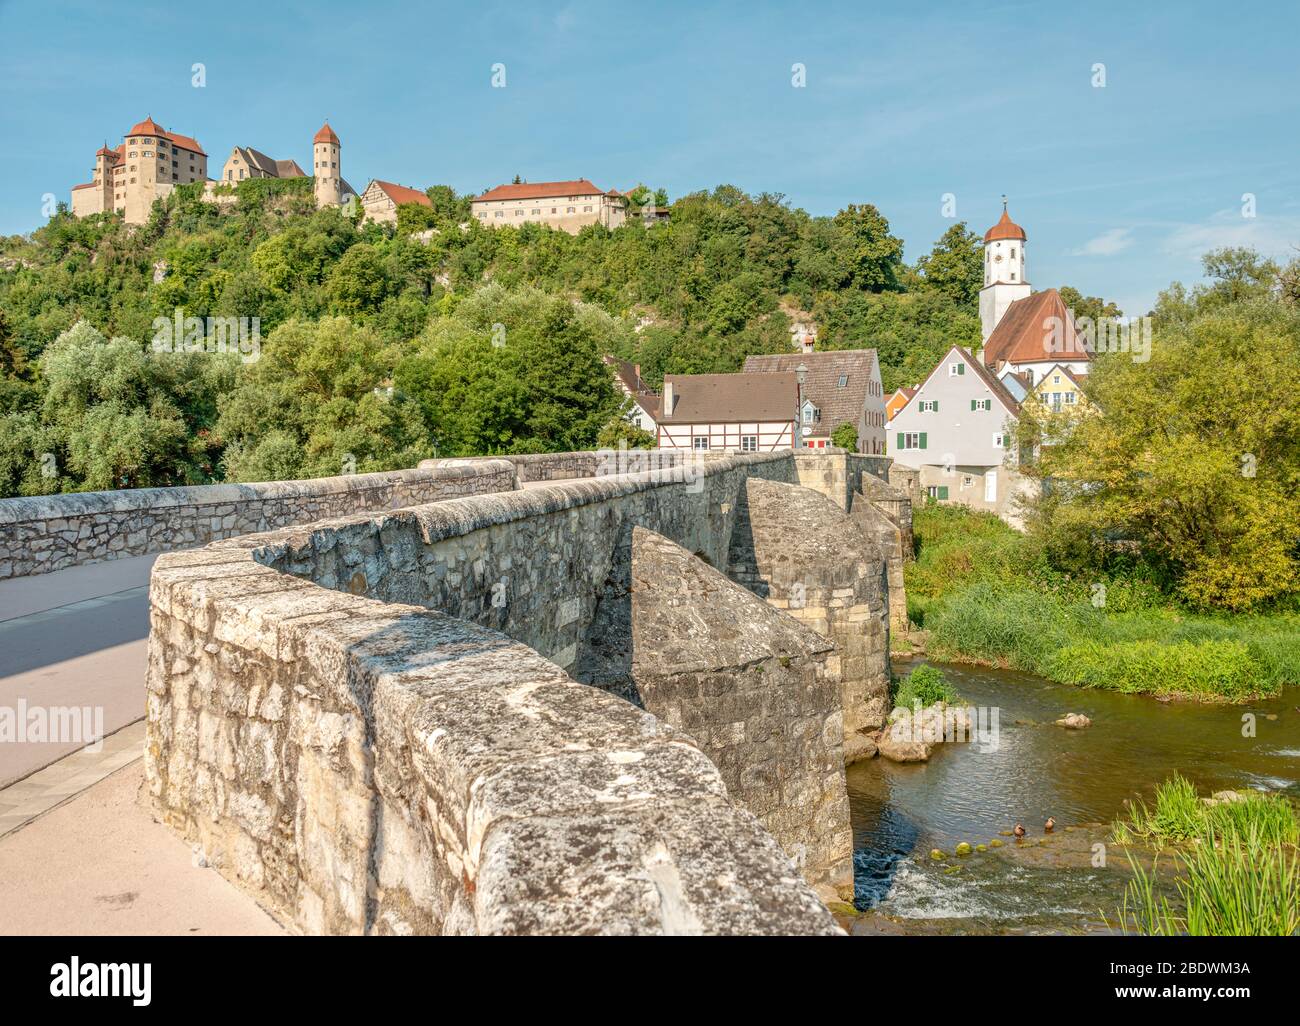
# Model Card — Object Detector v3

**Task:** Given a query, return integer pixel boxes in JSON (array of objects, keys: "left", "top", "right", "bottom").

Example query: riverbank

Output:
[{"left": 903, "top": 505, "right": 1300, "bottom": 702}]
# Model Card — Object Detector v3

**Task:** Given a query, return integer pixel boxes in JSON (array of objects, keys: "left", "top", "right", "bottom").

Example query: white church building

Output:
[{"left": 978, "top": 203, "right": 1091, "bottom": 386}]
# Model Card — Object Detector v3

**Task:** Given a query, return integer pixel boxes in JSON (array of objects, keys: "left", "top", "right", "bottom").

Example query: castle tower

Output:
[
  {"left": 94, "top": 144, "right": 116, "bottom": 213},
  {"left": 313, "top": 121, "right": 342, "bottom": 209},
  {"left": 978, "top": 199, "right": 1031, "bottom": 347}
]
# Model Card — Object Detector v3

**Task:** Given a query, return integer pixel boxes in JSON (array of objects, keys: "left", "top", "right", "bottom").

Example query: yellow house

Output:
[{"left": 1034, "top": 363, "right": 1090, "bottom": 412}]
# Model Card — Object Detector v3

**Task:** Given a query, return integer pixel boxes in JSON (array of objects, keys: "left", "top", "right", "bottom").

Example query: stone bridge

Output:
[{"left": 1, "top": 448, "right": 912, "bottom": 934}]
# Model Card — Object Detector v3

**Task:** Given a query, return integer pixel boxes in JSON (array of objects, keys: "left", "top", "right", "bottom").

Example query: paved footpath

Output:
[{"left": 0, "top": 554, "right": 155, "bottom": 788}]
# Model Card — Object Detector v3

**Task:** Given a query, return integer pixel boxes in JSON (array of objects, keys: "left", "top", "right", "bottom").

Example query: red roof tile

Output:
[
  {"left": 984, "top": 206, "right": 1026, "bottom": 242},
  {"left": 983, "top": 288, "right": 1091, "bottom": 367},
  {"left": 474, "top": 179, "right": 607, "bottom": 202},
  {"left": 314, "top": 122, "right": 340, "bottom": 145},
  {"left": 371, "top": 180, "right": 431, "bottom": 206}
]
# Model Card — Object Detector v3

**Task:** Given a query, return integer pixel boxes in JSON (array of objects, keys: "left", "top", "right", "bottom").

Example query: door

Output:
[{"left": 984, "top": 470, "right": 997, "bottom": 503}]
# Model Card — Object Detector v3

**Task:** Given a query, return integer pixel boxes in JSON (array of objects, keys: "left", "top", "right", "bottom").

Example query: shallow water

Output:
[{"left": 846, "top": 660, "right": 1300, "bottom": 934}]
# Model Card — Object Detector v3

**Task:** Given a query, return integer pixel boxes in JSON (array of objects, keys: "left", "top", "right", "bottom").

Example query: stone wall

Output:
[
  {"left": 420, "top": 449, "right": 691, "bottom": 484},
  {"left": 144, "top": 452, "right": 844, "bottom": 934},
  {"left": 257, "top": 454, "right": 795, "bottom": 677},
  {"left": 144, "top": 545, "right": 837, "bottom": 935},
  {"left": 853, "top": 473, "right": 914, "bottom": 633},
  {"left": 580, "top": 525, "right": 853, "bottom": 900},
  {"left": 727, "top": 477, "right": 891, "bottom": 763},
  {"left": 0, "top": 461, "right": 516, "bottom": 579},
  {"left": 792, "top": 449, "right": 891, "bottom": 511}
]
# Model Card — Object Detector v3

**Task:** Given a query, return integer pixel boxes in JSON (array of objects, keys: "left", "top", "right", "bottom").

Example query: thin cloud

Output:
[{"left": 1071, "top": 228, "right": 1135, "bottom": 257}]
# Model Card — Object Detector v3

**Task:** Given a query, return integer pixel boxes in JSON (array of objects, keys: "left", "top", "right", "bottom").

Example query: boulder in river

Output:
[
  {"left": 1054, "top": 712, "right": 1092, "bottom": 730},
  {"left": 878, "top": 701, "right": 973, "bottom": 762}
]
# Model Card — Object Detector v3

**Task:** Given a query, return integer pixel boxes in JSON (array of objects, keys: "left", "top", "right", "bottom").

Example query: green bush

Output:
[
  {"left": 892, "top": 664, "right": 959, "bottom": 709},
  {"left": 1043, "top": 638, "right": 1270, "bottom": 701}
]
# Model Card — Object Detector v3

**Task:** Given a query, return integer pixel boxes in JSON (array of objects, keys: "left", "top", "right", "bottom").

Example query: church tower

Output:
[
  {"left": 313, "top": 121, "right": 342, "bottom": 209},
  {"left": 978, "top": 199, "right": 1031, "bottom": 348}
]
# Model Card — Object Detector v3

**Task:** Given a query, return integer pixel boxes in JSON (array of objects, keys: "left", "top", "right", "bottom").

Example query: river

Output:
[{"left": 846, "top": 660, "right": 1300, "bottom": 934}]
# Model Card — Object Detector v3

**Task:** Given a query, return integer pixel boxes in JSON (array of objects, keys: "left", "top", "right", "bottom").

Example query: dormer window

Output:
[{"left": 837, "top": 375, "right": 848, "bottom": 387}]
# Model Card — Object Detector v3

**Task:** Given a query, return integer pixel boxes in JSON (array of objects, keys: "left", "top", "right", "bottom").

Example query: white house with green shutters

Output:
[{"left": 885, "top": 345, "right": 1034, "bottom": 523}]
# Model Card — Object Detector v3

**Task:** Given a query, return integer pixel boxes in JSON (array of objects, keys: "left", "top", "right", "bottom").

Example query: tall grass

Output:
[
  {"left": 1115, "top": 774, "right": 1300, "bottom": 848},
  {"left": 909, "top": 511, "right": 1300, "bottom": 700},
  {"left": 1112, "top": 776, "right": 1300, "bottom": 935}
]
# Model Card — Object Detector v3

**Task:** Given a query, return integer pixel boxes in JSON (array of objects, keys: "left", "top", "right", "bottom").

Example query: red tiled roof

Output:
[
  {"left": 124, "top": 117, "right": 206, "bottom": 156},
  {"left": 128, "top": 116, "right": 165, "bottom": 137},
  {"left": 983, "top": 288, "right": 1091, "bottom": 368},
  {"left": 984, "top": 207, "right": 1026, "bottom": 242},
  {"left": 371, "top": 180, "right": 431, "bottom": 206},
  {"left": 314, "top": 122, "right": 340, "bottom": 145},
  {"left": 71, "top": 182, "right": 97, "bottom": 191},
  {"left": 165, "top": 130, "right": 205, "bottom": 156},
  {"left": 474, "top": 179, "right": 606, "bottom": 202}
]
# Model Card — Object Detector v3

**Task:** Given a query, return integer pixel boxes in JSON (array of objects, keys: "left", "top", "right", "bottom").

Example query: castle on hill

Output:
[{"left": 71, "top": 119, "right": 361, "bottom": 225}]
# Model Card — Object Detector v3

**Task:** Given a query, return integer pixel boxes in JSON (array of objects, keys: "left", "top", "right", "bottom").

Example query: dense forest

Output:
[{"left": 0, "top": 177, "right": 1121, "bottom": 495}]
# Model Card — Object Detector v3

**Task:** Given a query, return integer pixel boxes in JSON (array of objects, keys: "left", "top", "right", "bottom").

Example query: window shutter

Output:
[
  {"left": 970, "top": 399, "right": 976, "bottom": 411},
  {"left": 919, "top": 432, "right": 928, "bottom": 450},
  {"left": 1003, "top": 433, "right": 1011, "bottom": 449},
  {"left": 938, "top": 486, "right": 949, "bottom": 500},
  {"left": 958, "top": 363, "right": 965, "bottom": 375},
  {"left": 933, "top": 400, "right": 939, "bottom": 412}
]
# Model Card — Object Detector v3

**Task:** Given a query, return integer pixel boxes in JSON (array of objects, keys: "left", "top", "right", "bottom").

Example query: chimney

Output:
[
  {"left": 802, "top": 334, "right": 814, "bottom": 354},
  {"left": 663, "top": 380, "right": 674, "bottom": 416}
]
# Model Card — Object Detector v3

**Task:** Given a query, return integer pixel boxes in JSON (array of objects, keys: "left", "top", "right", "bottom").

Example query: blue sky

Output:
[{"left": 2, "top": 0, "right": 1297, "bottom": 315}]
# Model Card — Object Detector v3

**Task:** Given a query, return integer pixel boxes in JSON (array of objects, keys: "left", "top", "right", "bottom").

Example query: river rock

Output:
[
  {"left": 1054, "top": 712, "right": 1092, "bottom": 730},
  {"left": 877, "top": 701, "right": 973, "bottom": 763}
]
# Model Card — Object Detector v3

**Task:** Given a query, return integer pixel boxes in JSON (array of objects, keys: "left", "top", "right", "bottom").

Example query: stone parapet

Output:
[{"left": 0, "top": 461, "right": 516, "bottom": 579}]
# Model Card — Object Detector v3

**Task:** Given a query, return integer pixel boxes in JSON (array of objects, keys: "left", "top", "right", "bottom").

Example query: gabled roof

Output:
[
  {"left": 233, "top": 147, "right": 306, "bottom": 179},
  {"left": 983, "top": 288, "right": 1091, "bottom": 368},
  {"left": 1035, "top": 363, "right": 1088, "bottom": 390},
  {"left": 368, "top": 180, "right": 432, "bottom": 207},
  {"left": 660, "top": 372, "right": 797, "bottom": 424},
  {"left": 909, "top": 345, "right": 1021, "bottom": 419},
  {"left": 473, "top": 179, "right": 607, "bottom": 202},
  {"left": 603, "top": 355, "right": 653, "bottom": 396},
  {"left": 742, "top": 349, "right": 879, "bottom": 437}
]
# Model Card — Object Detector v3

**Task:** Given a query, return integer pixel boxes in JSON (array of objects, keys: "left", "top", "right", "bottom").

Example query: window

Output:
[
  {"left": 970, "top": 398, "right": 991, "bottom": 411},
  {"left": 919, "top": 399, "right": 938, "bottom": 413},
  {"left": 1065, "top": 392, "right": 1077, "bottom": 405},
  {"left": 897, "top": 432, "right": 927, "bottom": 451},
  {"left": 1053, "top": 374, "right": 1061, "bottom": 384},
  {"left": 692, "top": 436, "right": 709, "bottom": 450},
  {"left": 993, "top": 432, "right": 1007, "bottom": 448},
  {"left": 837, "top": 375, "right": 848, "bottom": 387},
  {"left": 567, "top": 206, "right": 575, "bottom": 213},
  {"left": 583, "top": 205, "right": 592, "bottom": 212},
  {"left": 741, "top": 435, "right": 757, "bottom": 452},
  {"left": 495, "top": 211, "right": 504, "bottom": 218},
  {"left": 927, "top": 485, "right": 950, "bottom": 500},
  {"left": 532, "top": 209, "right": 540, "bottom": 215},
  {"left": 949, "top": 362, "right": 965, "bottom": 376}
]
